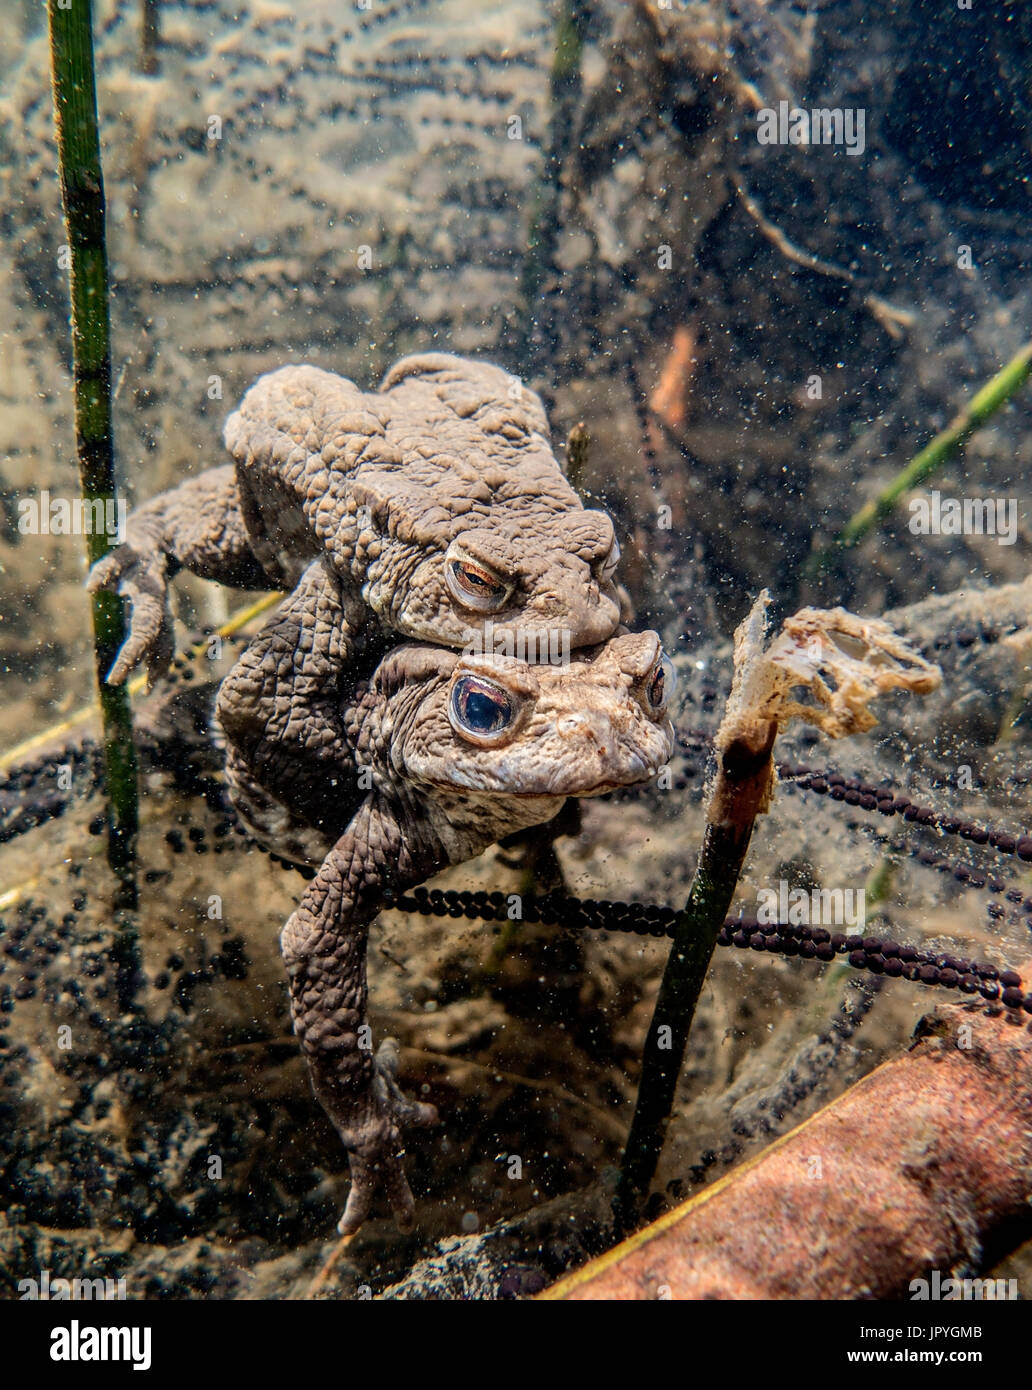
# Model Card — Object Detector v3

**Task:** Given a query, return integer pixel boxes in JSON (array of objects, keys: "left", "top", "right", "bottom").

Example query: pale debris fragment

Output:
[{"left": 716, "top": 590, "right": 941, "bottom": 810}]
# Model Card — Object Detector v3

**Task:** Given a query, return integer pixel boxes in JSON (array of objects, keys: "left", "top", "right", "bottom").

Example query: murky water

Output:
[{"left": 1, "top": 0, "right": 1031, "bottom": 1301}]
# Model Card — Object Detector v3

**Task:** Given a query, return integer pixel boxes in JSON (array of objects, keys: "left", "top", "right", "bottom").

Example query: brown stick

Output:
[{"left": 546, "top": 969, "right": 1032, "bottom": 1299}]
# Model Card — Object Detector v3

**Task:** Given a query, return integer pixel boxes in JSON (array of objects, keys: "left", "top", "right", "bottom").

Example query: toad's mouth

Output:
[
  {"left": 568, "top": 779, "right": 641, "bottom": 796},
  {"left": 540, "top": 749, "right": 658, "bottom": 796},
  {"left": 427, "top": 771, "right": 658, "bottom": 798},
  {"left": 424, "top": 747, "right": 665, "bottom": 798}
]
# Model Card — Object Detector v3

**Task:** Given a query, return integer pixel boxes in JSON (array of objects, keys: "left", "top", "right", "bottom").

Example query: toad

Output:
[{"left": 89, "top": 354, "right": 624, "bottom": 685}]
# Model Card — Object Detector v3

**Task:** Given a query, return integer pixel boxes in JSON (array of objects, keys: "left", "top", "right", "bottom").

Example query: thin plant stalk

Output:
[
  {"left": 823, "top": 339, "right": 1032, "bottom": 561},
  {"left": 140, "top": 0, "right": 160, "bottom": 75},
  {"left": 48, "top": 0, "right": 139, "bottom": 909},
  {"left": 614, "top": 717, "right": 777, "bottom": 1233},
  {"left": 614, "top": 587, "right": 938, "bottom": 1229},
  {"left": 518, "top": 0, "right": 587, "bottom": 377},
  {"left": 564, "top": 420, "right": 590, "bottom": 494}
]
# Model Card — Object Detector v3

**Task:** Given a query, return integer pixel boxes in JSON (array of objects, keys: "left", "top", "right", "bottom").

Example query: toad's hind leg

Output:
[
  {"left": 281, "top": 796, "right": 440, "bottom": 1234},
  {"left": 216, "top": 556, "right": 388, "bottom": 846},
  {"left": 223, "top": 747, "right": 335, "bottom": 868}
]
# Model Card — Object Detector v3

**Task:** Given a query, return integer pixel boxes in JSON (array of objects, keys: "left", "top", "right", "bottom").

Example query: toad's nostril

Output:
[{"left": 557, "top": 712, "right": 612, "bottom": 751}]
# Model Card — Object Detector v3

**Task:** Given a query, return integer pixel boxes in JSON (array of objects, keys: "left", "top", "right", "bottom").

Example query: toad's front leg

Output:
[
  {"left": 281, "top": 796, "right": 440, "bottom": 1235},
  {"left": 88, "top": 464, "right": 274, "bottom": 685}
]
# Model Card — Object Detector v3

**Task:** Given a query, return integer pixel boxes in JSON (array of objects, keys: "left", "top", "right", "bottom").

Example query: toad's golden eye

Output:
[{"left": 446, "top": 558, "right": 510, "bottom": 612}]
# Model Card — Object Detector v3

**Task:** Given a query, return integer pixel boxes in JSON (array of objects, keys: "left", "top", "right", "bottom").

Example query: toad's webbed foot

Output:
[
  {"left": 330, "top": 1039, "right": 438, "bottom": 1236},
  {"left": 87, "top": 540, "right": 175, "bottom": 687},
  {"left": 87, "top": 464, "right": 273, "bottom": 686}
]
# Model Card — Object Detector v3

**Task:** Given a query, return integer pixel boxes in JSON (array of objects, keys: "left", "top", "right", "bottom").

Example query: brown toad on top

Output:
[
  {"left": 216, "top": 557, "right": 675, "bottom": 1234},
  {"left": 89, "top": 354, "right": 623, "bottom": 684}
]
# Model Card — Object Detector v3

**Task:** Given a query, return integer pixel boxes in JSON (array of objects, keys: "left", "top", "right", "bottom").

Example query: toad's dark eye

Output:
[
  {"left": 645, "top": 656, "right": 675, "bottom": 715},
  {"left": 450, "top": 676, "right": 516, "bottom": 741},
  {"left": 446, "top": 557, "right": 510, "bottom": 612}
]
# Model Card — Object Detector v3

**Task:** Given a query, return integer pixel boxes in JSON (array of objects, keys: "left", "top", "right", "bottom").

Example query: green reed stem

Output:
[
  {"left": 519, "top": 0, "right": 587, "bottom": 375},
  {"left": 812, "top": 340, "right": 1032, "bottom": 573},
  {"left": 564, "top": 420, "right": 591, "bottom": 494},
  {"left": 614, "top": 721, "right": 777, "bottom": 1234},
  {"left": 48, "top": 0, "right": 139, "bottom": 912},
  {"left": 140, "top": 0, "right": 160, "bottom": 75}
]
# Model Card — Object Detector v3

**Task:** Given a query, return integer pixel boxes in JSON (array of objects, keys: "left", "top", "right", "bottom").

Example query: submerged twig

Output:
[
  {"left": 305, "top": 1233, "right": 357, "bottom": 1300},
  {"left": 48, "top": 0, "right": 139, "bottom": 906},
  {"left": 733, "top": 176, "right": 914, "bottom": 341}
]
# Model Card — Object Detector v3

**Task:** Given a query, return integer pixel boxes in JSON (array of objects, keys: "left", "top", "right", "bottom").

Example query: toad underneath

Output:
[{"left": 224, "top": 571, "right": 674, "bottom": 1234}]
